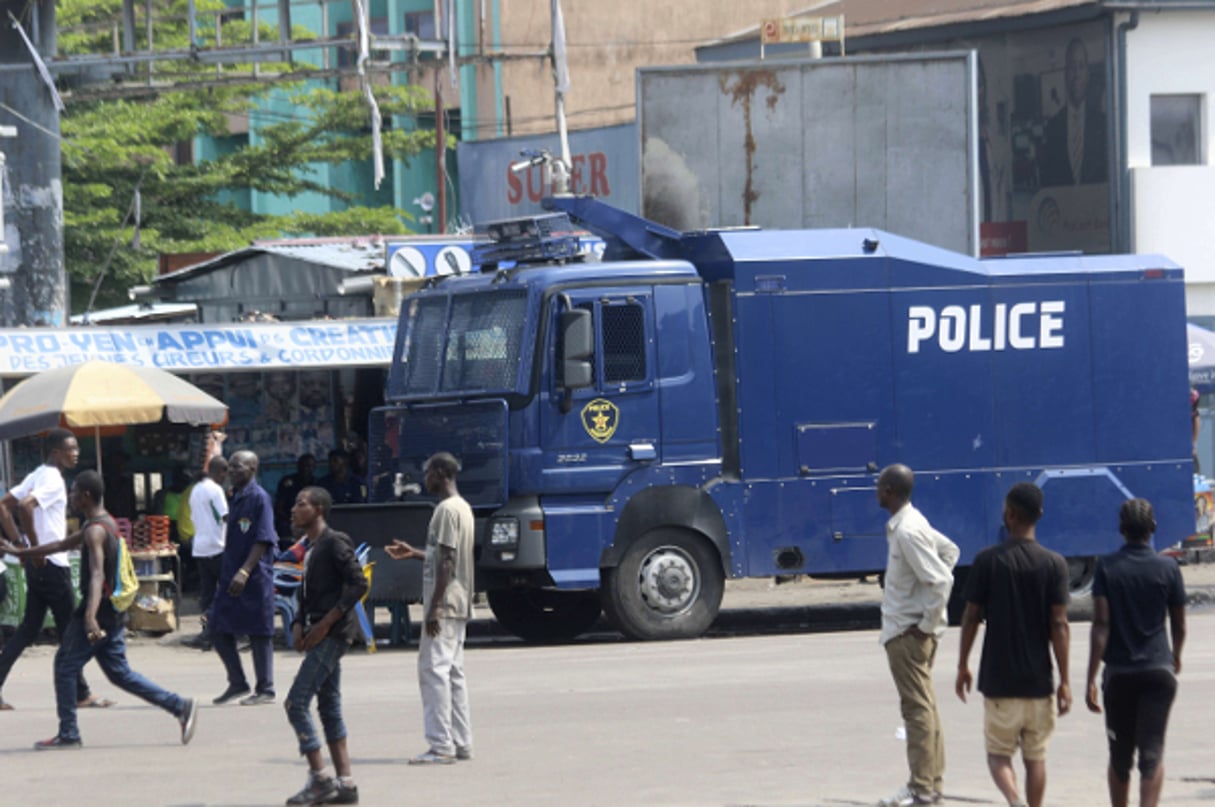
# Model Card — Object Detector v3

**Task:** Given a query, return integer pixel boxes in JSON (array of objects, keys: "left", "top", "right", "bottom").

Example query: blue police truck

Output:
[{"left": 363, "top": 197, "right": 1193, "bottom": 642}]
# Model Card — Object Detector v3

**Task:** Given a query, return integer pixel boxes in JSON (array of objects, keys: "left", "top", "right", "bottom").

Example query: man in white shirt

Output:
[
  {"left": 877, "top": 464, "right": 960, "bottom": 807},
  {"left": 186, "top": 456, "right": 229, "bottom": 650},
  {"left": 0, "top": 429, "right": 108, "bottom": 710}
]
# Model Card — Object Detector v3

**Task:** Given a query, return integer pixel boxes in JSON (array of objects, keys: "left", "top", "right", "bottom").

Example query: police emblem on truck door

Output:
[{"left": 581, "top": 398, "right": 620, "bottom": 443}]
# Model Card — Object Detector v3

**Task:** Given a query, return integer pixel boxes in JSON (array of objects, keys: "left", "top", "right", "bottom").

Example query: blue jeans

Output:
[
  {"left": 55, "top": 617, "right": 185, "bottom": 742},
  {"left": 213, "top": 632, "right": 274, "bottom": 695},
  {"left": 284, "top": 637, "right": 347, "bottom": 755},
  {"left": 0, "top": 562, "right": 91, "bottom": 700}
]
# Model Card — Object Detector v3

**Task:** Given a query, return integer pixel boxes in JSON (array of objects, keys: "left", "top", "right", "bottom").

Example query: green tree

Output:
[{"left": 56, "top": 0, "right": 445, "bottom": 312}]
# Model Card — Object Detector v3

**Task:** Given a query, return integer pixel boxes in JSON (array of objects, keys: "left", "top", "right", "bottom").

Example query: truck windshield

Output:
[{"left": 393, "top": 290, "right": 528, "bottom": 397}]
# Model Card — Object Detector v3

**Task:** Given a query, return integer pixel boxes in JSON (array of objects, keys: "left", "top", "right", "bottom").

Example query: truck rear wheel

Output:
[
  {"left": 602, "top": 529, "right": 725, "bottom": 640},
  {"left": 947, "top": 566, "right": 969, "bottom": 626},
  {"left": 486, "top": 588, "right": 602, "bottom": 643},
  {"left": 1068, "top": 557, "right": 1097, "bottom": 597}
]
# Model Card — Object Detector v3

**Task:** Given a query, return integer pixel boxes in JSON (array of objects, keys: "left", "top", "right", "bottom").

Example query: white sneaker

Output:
[
  {"left": 408, "top": 750, "right": 456, "bottom": 765},
  {"left": 878, "top": 786, "right": 936, "bottom": 806}
]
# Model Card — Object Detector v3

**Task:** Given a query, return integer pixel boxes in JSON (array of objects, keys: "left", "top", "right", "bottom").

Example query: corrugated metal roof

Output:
[
  {"left": 700, "top": 0, "right": 1183, "bottom": 47},
  {"left": 69, "top": 302, "right": 199, "bottom": 325},
  {"left": 153, "top": 242, "right": 383, "bottom": 285}
]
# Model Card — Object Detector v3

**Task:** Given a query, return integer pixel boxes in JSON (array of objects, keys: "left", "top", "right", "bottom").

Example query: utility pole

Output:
[
  {"left": 0, "top": 0, "right": 68, "bottom": 327},
  {"left": 550, "top": 0, "right": 571, "bottom": 194},
  {"left": 435, "top": 70, "right": 446, "bottom": 235}
]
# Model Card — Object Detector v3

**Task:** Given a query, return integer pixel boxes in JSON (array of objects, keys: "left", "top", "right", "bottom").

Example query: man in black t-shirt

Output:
[
  {"left": 956, "top": 483, "right": 1071, "bottom": 807},
  {"left": 1085, "top": 498, "right": 1186, "bottom": 807}
]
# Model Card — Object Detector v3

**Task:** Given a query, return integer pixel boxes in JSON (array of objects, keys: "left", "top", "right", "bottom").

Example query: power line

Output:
[{"left": 0, "top": 102, "right": 62, "bottom": 141}]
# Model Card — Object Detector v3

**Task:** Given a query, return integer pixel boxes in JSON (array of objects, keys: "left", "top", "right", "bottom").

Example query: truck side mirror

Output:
[{"left": 560, "top": 309, "right": 593, "bottom": 412}]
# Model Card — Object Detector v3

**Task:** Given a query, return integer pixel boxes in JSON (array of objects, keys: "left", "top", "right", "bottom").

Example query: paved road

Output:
[{"left": 1, "top": 606, "right": 1212, "bottom": 806}]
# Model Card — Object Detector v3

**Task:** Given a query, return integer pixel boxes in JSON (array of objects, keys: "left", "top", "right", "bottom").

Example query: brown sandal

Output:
[
  {"left": 0, "top": 699, "right": 13, "bottom": 711},
  {"left": 77, "top": 696, "right": 115, "bottom": 709}
]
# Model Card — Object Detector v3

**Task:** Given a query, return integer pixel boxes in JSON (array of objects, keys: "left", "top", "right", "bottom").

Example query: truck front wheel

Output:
[
  {"left": 602, "top": 529, "right": 725, "bottom": 640},
  {"left": 486, "top": 588, "right": 602, "bottom": 643}
]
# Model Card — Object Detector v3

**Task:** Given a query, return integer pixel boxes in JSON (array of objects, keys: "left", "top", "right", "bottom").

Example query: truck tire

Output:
[
  {"left": 601, "top": 528, "right": 725, "bottom": 640},
  {"left": 486, "top": 588, "right": 602, "bottom": 643},
  {"left": 1067, "top": 557, "right": 1096, "bottom": 597},
  {"left": 946, "top": 566, "right": 969, "bottom": 627}
]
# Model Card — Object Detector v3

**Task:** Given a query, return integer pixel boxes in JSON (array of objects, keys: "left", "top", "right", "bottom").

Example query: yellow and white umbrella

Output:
[{"left": 0, "top": 361, "right": 227, "bottom": 469}]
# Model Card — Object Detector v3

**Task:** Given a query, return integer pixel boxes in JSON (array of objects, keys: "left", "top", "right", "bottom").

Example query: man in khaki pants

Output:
[{"left": 876, "top": 464, "right": 960, "bottom": 807}]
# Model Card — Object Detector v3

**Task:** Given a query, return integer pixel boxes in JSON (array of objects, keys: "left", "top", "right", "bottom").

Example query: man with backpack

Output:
[
  {"left": 0, "top": 428, "right": 109, "bottom": 711},
  {"left": 0, "top": 471, "right": 198, "bottom": 749}
]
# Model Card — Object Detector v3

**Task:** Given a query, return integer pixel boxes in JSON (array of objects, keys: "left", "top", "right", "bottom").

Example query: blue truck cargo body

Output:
[{"left": 369, "top": 198, "right": 1191, "bottom": 641}]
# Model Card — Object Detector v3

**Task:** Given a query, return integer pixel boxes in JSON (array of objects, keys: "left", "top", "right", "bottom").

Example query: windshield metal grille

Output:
[
  {"left": 440, "top": 293, "right": 527, "bottom": 392},
  {"left": 399, "top": 297, "right": 447, "bottom": 395}
]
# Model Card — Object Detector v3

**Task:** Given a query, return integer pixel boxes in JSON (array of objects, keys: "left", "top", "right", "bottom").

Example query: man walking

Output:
[
  {"left": 1086, "top": 499, "right": 1186, "bottom": 807},
  {"left": 876, "top": 463, "right": 960, "bottom": 807},
  {"left": 0, "top": 428, "right": 110, "bottom": 710},
  {"left": 210, "top": 450, "right": 277, "bottom": 706},
  {"left": 0, "top": 471, "right": 197, "bottom": 748},
  {"left": 956, "top": 483, "right": 1071, "bottom": 807},
  {"left": 282, "top": 486, "right": 367, "bottom": 805},
  {"left": 185, "top": 455, "right": 228, "bottom": 651},
  {"left": 386, "top": 452, "right": 475, "bottom": 764}
]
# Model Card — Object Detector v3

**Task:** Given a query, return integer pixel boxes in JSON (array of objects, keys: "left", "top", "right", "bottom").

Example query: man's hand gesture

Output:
[{"left": 386, "top": 539, "right": 421, "bottom": 561}]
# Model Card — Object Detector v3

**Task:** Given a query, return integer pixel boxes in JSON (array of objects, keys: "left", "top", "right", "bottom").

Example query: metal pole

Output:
[
  {"left": 435, "top": 71, "right": 446, "bottom": 234},
  {"left": 277, "top": 0, "right": 292, "bottom": 63},
  {"left": 550, "top": 0, "right": 571, "bottom": 194},
  {"left": 145, "top": 0, "right": 154, "bottom": 83},
  {"left": 252, "top": 0, "right": 260, "bottom": 78},
  {"left": 0, "top": 1, "right": 68, "bottom": 326},
  {"left": 121, "top": 0, "right": 135, "bottom": 52}
]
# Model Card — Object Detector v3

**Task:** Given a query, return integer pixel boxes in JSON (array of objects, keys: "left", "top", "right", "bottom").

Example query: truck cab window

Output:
[
  {"left": 603, "top": 303, "right": 647, "bottom": 383},
  {"left": 400, "top": 297, "right": 447, "bottom": 394}
]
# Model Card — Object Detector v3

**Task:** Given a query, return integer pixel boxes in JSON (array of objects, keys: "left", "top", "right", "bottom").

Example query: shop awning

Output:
[{"left": 0, "top": 318, "right": 397, "bottom": 378}]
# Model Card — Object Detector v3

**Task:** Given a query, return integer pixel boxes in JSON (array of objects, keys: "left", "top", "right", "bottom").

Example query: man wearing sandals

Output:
[{"left": 0, "top": 429, "right": 112, "bottom": 711}]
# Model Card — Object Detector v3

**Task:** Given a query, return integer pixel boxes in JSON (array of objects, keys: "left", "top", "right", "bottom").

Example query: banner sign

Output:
[
  {"left": 456, "top": 123, "right": 638, "bottom": 227},
  {"left": 0, "top": 318, "right": 398, "bottom": 376}
]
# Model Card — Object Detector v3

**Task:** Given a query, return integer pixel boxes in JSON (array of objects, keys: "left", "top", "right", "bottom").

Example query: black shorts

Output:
[{"left": 1103, "top": 667, "right": 1177, "bottom": 781}]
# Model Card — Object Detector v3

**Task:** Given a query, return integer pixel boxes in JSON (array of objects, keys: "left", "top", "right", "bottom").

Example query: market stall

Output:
[{"left": 0, "top": 362, "right": 226, "bottom": 633}]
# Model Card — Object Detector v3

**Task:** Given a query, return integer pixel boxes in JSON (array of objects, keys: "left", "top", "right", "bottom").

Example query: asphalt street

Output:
[{"left": 0, "top": 600, "right": 1212, "bottom": 807}]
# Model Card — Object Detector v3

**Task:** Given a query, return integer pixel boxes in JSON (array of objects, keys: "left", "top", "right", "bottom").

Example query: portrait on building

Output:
[{"left": 968, "top": 21, "right": 1112, "bottom": 255}]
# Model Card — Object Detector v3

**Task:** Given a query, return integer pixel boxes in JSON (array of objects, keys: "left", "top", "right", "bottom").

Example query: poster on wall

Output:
[
  {"left": 191, "top": 370, "right": 335, "bottom": 464},
  {"left": 970, "top": 20, "right": 1112, "bottom": 255}
]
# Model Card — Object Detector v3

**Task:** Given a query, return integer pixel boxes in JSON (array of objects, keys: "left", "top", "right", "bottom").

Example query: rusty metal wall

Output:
[{"left": 638, "top": 52, "right": 978, "bottom": 256}]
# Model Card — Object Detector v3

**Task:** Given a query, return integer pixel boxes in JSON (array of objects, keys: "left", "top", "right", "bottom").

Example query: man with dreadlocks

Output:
[{"left": 1085, "top": 498, "right": 1187, "bottom": 807}]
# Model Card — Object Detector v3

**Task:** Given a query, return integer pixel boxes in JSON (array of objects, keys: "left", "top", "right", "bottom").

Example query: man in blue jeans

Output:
[
  {"left": 283, "top": 486, "right": 367, "bottom": 805},
  {"left": 0, "top": 428, "right": 108, "bottom": 710},
  {"left": 0, "top": 471, "right": 197, "bottom": 748}
]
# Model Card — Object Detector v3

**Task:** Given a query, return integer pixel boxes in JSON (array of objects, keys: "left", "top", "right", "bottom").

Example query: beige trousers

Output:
[{"left": 885, "top": 631, "right": 945, "bottom": 796}]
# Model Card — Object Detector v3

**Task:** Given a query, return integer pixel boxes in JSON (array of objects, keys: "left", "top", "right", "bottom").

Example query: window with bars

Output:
[
  {"left": 602, "top": 303, "right": 647, "bottom": 384},
  {"left": 394, "top": 291, "right": 528, "bottom": 396}
]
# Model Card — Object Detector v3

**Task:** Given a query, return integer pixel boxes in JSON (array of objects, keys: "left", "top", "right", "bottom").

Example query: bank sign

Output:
[{"left": 0, "top": 318, "right": 397, "bottom": 376}]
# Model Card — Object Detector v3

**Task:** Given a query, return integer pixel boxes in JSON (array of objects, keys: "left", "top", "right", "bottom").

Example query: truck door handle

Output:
[{"left": 629, "top": 443, "right": 657, "bottom": 461}]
